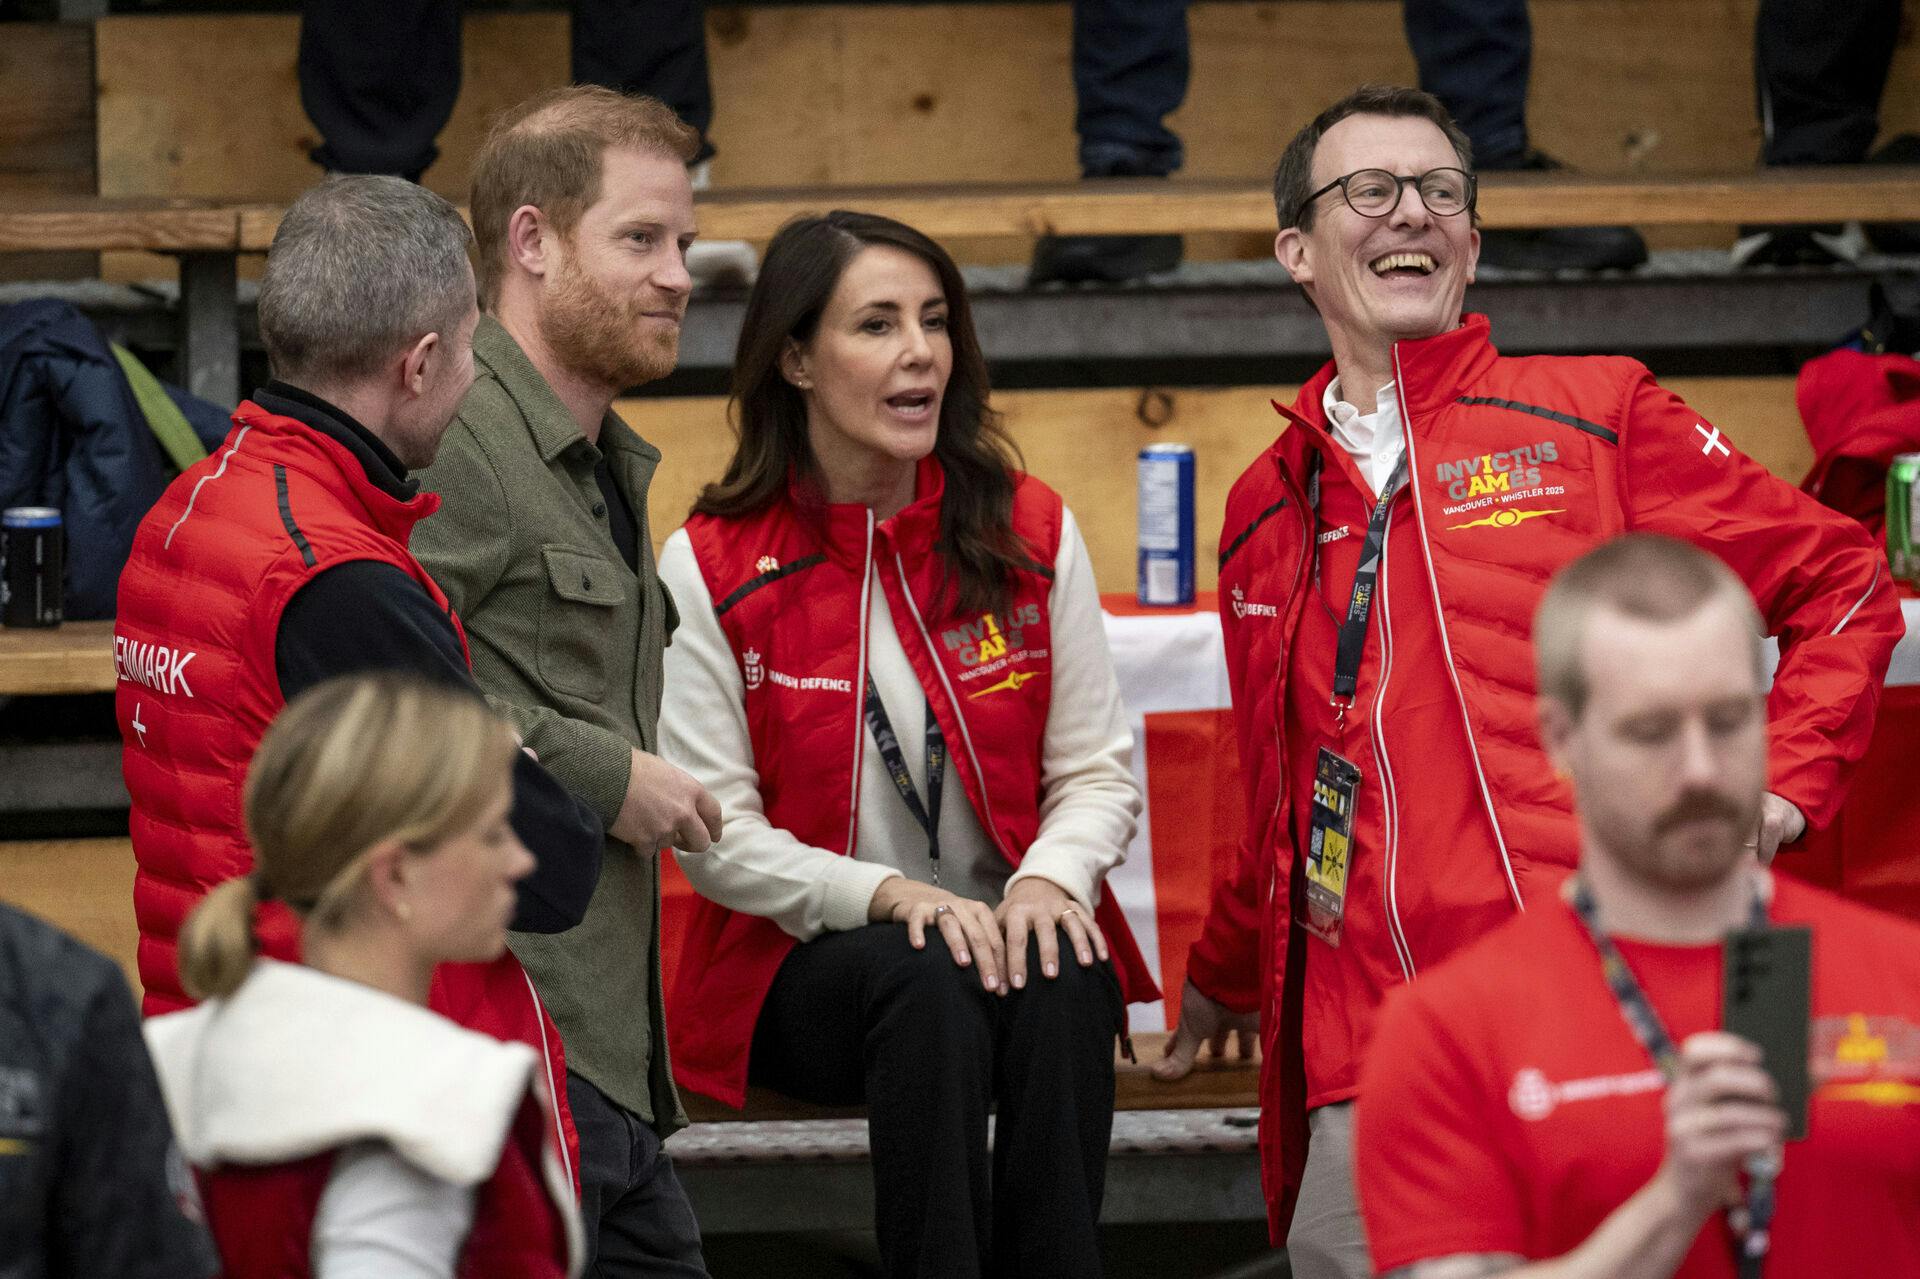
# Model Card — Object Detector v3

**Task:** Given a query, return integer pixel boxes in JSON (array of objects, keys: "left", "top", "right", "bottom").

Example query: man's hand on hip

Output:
[
  {"left": 1151, "top": 978, "right": 1259, "bottom": 1082},
  {"left": 610, "top": 749, "right": 723, "bottom": 853}
]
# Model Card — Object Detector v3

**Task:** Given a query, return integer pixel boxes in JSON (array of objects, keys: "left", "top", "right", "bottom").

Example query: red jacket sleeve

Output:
[
  {"left": 1619, "top": 373, "right": 1904, "bottom": 829},
  {"left": 1184, "top": 577, "right": 1271, "bottom": 1015}
]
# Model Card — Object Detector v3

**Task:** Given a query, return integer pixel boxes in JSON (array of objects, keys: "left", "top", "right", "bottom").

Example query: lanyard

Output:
[
  {"left": 863, "top": 675, "right": 947, "bottom": 884},
  {"left": 1312, "top": 451, "right": 1409, "bottom": 731},
  {"left": 1568, "top": 877, "right": 1776, "bottom": 1279}
]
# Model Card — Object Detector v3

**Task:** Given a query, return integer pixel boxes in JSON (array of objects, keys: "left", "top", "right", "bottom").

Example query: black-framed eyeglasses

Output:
[{"left": 1301, "top": 167, "right": 1477, "bottom": 221}]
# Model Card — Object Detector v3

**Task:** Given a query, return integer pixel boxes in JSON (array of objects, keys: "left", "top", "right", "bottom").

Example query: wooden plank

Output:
[
  {"left": 0, "top": 198, "right": 237, "bottom": 252},
  {"left": 684, "top": 1030, "right": 1258, "bottom": 1123},
  {"left": 0, "top": 619, "right": 117, "bottom": 695},
  {"left": 687, "top": 169, "right": 1920, "bottom": 242},
  {"left": 621, "top": 376, "right": 1805, "bottom": 596},
  {"left": 0, "top": 838, "right": 139, "bottom": 996},
  {"left": 0, "top": 22, "right": 97, "bottom": 279}
]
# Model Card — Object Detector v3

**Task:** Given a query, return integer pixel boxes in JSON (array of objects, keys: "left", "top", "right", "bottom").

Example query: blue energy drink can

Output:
[
  {"left": 1, "top": 506, "right": 64, "bottom": 628},
  {"left": 1137, "top": 444, "right": 1195, "bottom": 606}
]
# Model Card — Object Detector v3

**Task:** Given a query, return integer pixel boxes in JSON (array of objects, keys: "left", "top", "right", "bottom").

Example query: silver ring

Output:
[{"left": 934, "top": 904, "right": 952, "bottom": 916}]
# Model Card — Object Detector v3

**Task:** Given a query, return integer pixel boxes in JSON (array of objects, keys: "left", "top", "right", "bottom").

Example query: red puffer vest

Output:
[
  {"left": 114, "top": 404, "right": 579, "bottom": 1173},
  {"left": 668, "top": 459, "right": 1158, "bottom": 1106},
  {"left": 198, "top": 1099, "right": 571, "bottom": 1279},
  {"left": 1188, "top": 314, "right": 1900, "bottom": 1239}
]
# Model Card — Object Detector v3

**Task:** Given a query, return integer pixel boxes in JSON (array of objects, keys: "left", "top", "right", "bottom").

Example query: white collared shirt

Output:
[{"left": 1323, "top": 377, "right": 1406, "bottom": 496}]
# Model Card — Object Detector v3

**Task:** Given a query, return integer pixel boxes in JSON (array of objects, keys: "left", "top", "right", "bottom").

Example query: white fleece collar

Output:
[{"left": 144, "top": 960, "right": 538, "bottom": 1187}]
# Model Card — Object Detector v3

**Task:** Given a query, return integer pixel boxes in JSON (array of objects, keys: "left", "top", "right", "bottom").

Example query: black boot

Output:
[
  {"left": 1865, "top": 135, "right": 1920, "bottom": 256},
  {"left": 1029, "top": 160, "right": 1183, "bottom": 286},
  {"left": 1475, "top": 151, "right": 1649, "bottom": 272}
]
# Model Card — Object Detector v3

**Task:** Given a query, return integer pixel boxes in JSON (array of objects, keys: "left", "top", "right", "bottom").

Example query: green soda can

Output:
[{"left": 1890, "top": 453, "right": 1920, "bottom": 585}]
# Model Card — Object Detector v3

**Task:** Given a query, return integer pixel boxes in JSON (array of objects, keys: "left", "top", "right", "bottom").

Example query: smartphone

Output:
[{"left": 1722, "top": 925, "right": 1813, "bottom": 1141}]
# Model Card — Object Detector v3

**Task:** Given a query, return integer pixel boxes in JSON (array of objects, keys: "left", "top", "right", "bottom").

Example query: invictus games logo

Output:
[
  {"left": 942, "top": 605, "right": 1041, "bottom": 666},
  {"left": 742, "top": 647, "right": 764, "bottom": 690},
  {"left": 1434, "top": 440, "right": 1559, "bottom": 501}
]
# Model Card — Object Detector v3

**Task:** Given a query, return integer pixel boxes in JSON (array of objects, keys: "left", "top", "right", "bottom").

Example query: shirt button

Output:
[
  {"left": 592, "top": 503, "right": 607, "bottom": 517},
  {"left": 582, "top": 575, "right": 593, "bottom": 592}
]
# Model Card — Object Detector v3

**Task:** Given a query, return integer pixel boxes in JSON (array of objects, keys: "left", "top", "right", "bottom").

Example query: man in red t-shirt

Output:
[{"left": 1355, "top": 534, "right": 1920, "bottom": 1278}]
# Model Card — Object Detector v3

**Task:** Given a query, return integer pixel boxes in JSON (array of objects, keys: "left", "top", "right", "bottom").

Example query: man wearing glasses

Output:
[{"left": 1150, "top": 85, "right": 1901, "bottom": 1278}]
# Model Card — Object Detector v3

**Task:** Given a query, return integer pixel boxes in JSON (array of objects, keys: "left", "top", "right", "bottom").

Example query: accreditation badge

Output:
[{"left": 1303, "top": 746, "right": 1361, "bottom": 945}]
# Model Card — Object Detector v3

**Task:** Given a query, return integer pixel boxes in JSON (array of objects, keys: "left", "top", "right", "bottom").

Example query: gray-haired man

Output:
[{"left": 115, "top": 176, "right": 602, "bottom": 1098}]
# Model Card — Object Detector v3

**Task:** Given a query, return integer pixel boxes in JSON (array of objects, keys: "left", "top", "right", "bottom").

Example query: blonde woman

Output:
[{"left": 144, "top": 674, "right": 583, "bottom": 1279}]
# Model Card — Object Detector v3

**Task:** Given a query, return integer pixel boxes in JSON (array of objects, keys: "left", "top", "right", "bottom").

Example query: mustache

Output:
[{"left": 1653, "top": 790, "right": 1749, "bottom": 835}]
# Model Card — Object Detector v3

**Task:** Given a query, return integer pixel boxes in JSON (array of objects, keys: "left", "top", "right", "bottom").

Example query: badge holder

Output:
[{"left": 1304, "top": 704, "right": 1362, "bottom": 946}]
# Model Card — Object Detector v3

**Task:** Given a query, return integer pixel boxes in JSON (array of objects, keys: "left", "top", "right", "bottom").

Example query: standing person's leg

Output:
[
  {"left": 751, "top": 925, "right": 997, "bottom": 1279},
  {"left": 1030, "top": 0, "right": 1190, "bottom": 285},
  {"left": 571, "top": 1, "right": 754, "bottom": 284},
  {"left": 571, "top": 0, "right": 715, "bottom": 162},
  {"left": 1401, "top": 0, "right": 1530, "bottom": 166},
  {"left": 1738, "top": 0, "right": 1903, "bottom": 266},
  {"left": 298, "top": 0, "right": 461, "bottom": 179},
  {"left": 1403, "top": 0, "right": 1645, "bottom": 272},
  {"left": 989, "top": 932, "right": 1122, "bottom": 1279},
  {"left": 565, "top": 1072, "right": 709, "bottom": 1278},
  {"left": 1755, "top": 0, "right": 1900, "bottom": 167},
  {"left": 1283, "top": 1102, "right": 1372, "bottom": 1279},
  {"left": 1071, "top": 0, "right": 1189, "bottom": 180}
]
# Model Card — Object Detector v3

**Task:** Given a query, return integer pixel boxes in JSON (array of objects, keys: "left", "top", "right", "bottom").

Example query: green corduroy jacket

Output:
[{"left": 413, "top": 315, "right": 685, "bottom": 1133}]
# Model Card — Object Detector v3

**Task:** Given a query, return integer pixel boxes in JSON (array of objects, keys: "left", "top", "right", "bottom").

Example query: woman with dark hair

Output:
[{"left": 658, "top": 210, "right": 1158, "bottom": 1277}]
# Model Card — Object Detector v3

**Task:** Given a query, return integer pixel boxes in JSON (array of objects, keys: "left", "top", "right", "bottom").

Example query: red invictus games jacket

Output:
[
  {"left": 1186, "top": 315, "right": 1904, "bottom": 1238},
  {"left": 667, "top": 459, "right": 1158, "bottom": 1106},
  {"left": 114, "top": 404, "right": 579, "bottom": 1171}
]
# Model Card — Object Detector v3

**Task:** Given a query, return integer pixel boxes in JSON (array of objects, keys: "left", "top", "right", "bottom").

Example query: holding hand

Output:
[
  {"left": 1654, "top": 1032, "right": 1785, "bottom": 1221},
  {"left": 610, "top": 749, "right": 724, "bottom": 853},
  {"left": 994, "top": 876, "right": 1108, "bottom": 990},
  {"left": 870, "top": 878, "right": 1008, "bottom": 994},
  {"left": 1151, "top": 978, "right": 1260, "bottom": 1082}
]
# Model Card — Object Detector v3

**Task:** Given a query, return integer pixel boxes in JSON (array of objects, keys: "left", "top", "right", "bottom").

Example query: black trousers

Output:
[
  {"left": 749, "top": 923, "right": 1124, "bottom": 1279},
  {"left": 1755, "top": 0, "right": 1902, "bottom": 166},
  {"left": 297, "top": 0, "right": 713, "bottom": 179},
  {"left": 566, "top": 1071, "right": 709, "bottom": 1278}
]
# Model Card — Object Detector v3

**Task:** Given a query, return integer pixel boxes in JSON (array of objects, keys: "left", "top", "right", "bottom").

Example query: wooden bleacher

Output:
[{"left": 3, "top": 165, "right": 1914, "bottom": 409}]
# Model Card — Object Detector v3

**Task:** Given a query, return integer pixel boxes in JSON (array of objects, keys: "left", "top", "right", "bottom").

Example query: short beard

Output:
[{"left": 540, "top": 252, "right": 680, "bottom": 392}]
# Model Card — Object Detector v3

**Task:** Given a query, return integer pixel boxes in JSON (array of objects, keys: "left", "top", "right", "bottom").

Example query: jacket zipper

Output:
[
  {"left": 891, "top": 551, "right": 1006, "bottom": 857},
  {"left": 1265, "top": 464, "right": 1317, "bottom": 926},
  {"left": 1390, "top": 348, "right": 1525, "bottom": 912},
  {"left": 847, "top": 513, "right": 875, "bottom": 856},
  {"left": 1370, "top": 495, "right": 1417, "bottom": 980},
  {"left": 889, "top": 550, "right": 1140, "bottom": 1054}
]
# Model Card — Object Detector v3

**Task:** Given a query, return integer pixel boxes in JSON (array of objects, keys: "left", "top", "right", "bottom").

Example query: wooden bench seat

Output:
[
  {"left": 672, "top": 1106, "right": 1265, "bottom": 1233},
  {"left": 224, "top": 167, "right": 1920, "bottom": 250},
  {"left": 0, "top": 620, "right": 117, "bottom": 697},
  {"left": 8, "top": 167, "right": 1916, "bottom": 407},
  {"left": 683, "top": 1031, "right": 1258, "bottom": 1125}
]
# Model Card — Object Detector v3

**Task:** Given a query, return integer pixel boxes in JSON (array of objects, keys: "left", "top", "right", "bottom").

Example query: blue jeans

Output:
[
  {"left": 1402, "top": 0, "right": 1531, "bottom": 166},
  {"left": 1071, "top": 0, "right": 1191, "bottom": 177}
]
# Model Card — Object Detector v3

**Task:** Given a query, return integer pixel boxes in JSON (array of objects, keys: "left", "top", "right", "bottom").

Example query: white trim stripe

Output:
[
  {"left": 163, "top": 423, "right": 250, "bottom": 550},
  {"left": 521, "top": 969, "right": 575, "bottom": 1198},
  {"left": 848, "top": 515, "right": 874, "bottom": 855},
  {"left": 1831, "top": 560, "right": 1880, "bottom": 637},
  {"left": 1393, "top": 350, "right": 1525, "bottom": 913}
]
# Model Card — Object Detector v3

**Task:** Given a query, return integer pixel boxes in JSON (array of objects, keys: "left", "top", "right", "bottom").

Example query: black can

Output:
[{"left": 1, "top": 507, "right": 64, "bottom": 628}]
